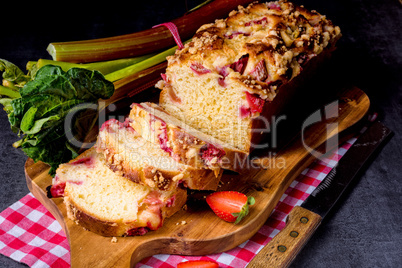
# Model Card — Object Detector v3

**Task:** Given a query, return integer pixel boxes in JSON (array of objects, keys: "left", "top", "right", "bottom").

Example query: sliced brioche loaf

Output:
[
  {"left": 129, "top": 102, "right": 249, "bottom": 173},
  {"left": 157, "top": 0, "right": 341, "bottom": 154},
  {"left": 51, "top": 147, "right": 187, "bottom": 237},
  {"left": 96, "top": 118, "right": 223, "bottom": 191}
]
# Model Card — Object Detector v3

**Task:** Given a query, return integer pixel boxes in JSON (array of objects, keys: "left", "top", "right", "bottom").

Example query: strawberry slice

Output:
[
  {"left": 206, "top": 191, "right": 255, "bottom": 224},
  {"left": 177, "top": 260, "right": 219, "bottom": 268}
]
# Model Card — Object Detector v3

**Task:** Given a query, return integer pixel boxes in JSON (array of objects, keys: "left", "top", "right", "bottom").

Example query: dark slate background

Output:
[{"left": 0, "top": 0, "right": 401, "bottom": 267}]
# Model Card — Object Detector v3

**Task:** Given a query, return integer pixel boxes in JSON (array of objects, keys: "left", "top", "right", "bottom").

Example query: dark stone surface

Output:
[{"left": 0, "top": 0, "right": 400, "bottom": 267}]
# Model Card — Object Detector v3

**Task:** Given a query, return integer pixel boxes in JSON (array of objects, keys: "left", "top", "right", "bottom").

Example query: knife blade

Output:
[{"left": 247, "top": 120, "right": 393, "bottom": 268}]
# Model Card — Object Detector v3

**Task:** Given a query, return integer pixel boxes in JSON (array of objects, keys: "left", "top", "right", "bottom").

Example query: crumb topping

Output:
[
  {"left": 152, "top": 171, "right": 171, "bottom": 190},
  {"left": 165, "top": 0, "right": 341, "bottom": 98}
]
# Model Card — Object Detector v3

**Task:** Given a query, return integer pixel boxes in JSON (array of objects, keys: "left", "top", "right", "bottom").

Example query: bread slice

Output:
[
  {"left": 96, "top": 118, "right": 223, "bottom": 191},
  {"left": 129, "top": 102, "right": 249, "bottom": 173},
  {"left": 157, "top": 0, "right": 341, "bottom": 154},
  {"left": 51, "top": 147, "right": 187, "bottom": 237}
]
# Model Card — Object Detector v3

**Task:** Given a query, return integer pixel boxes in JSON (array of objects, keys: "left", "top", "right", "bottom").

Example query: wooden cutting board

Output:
[{"left": 25, "top": 86, "right": 369, "bottom": 267}]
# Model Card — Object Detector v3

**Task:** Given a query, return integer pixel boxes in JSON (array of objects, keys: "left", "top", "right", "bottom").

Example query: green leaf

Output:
[
  {"left": 0, "top": 98, "right": 13, "bottom": 113},
  {"left": 23, "top": 115, "right": 60, "bottom": 135},
  {"left": 5, "top": 64, "right": 114, "bottom": 175},
  {"left": 248, "top": 196, "right": 255, "bottom": 206},
  {"left": 20, "top": 107, "right": 38, "bottom": 133},
  {"left": 0, "top": 59, "right": 30, "bottom": 87}
]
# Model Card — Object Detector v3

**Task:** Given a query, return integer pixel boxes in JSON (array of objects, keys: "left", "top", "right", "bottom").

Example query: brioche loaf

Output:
[
  {"left": 51, "top": 147, "right": 187, "bottom": 236},
  {"left": 157, "top": 0, "right": 341, "bottom": 154},
  {"left": 129, "top": 102, "right": 248, "bottom": 173},
  {"left": 50, "top": 0, "right": 342, "bottom": 238},
  {"left": 96, "top": 118, "right": 223, "bottom": 191}
]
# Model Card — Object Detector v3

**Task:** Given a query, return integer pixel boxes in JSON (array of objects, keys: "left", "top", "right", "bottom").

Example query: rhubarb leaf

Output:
[{"left": 4, "top": 64, "right": 114, "bottom": 174}]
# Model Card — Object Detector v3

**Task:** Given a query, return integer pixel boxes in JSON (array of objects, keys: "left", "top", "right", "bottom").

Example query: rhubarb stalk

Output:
[
  {"left": 46, "top": 0, "right": 255, "bottom": 63},
  {"left": 100, "top": 62, "right": 167, "bottom": 109},
  {"left": 31, "top": 54, "right": 155, "bottom": 75},
  {"left": 0, "top": 85, "right": 21, "bottom": 99},
  {"left": 105, "top": 41, "right": 189, "bottom": 82}
]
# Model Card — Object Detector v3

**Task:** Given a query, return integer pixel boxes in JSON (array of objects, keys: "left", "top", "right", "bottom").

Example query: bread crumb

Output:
[{"left": 111, "top": 237, "right": 118, "bottom": 243}]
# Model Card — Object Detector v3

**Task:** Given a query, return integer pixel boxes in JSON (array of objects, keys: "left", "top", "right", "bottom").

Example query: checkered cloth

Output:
[
  {"left": 0, "top": 195, "right": 70, "bottom": 267},
  {"left": 0, "top": 137, "right": 357, "bottom": 268}
]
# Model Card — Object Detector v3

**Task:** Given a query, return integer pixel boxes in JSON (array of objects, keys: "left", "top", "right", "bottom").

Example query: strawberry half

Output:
[
  {"left": 177, "top": 260, "right": 219, "bottom": 268},
  {"left": 206, "top": 191, "right": 255, "bottom": 224}
]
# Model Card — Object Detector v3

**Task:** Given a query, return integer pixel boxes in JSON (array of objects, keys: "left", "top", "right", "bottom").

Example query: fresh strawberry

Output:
[
  {"left": 206, "top": 191, "right": 255, "bottom": 224},
  {"left": 177, "top": 260, "right": 219, "bottom": 268}
]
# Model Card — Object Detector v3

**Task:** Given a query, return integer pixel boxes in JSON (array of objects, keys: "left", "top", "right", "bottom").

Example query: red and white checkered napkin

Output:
[
  {"left": 0, "top": 194, "right": 70, "bottom": 267},
  {"left": 0, "top": 137, "right": 357, "bottom": 268}
]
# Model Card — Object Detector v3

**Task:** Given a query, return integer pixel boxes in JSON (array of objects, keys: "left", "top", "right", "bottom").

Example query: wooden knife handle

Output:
[{"left": 247, "top": 206, "right": 322, "bottom": 268}]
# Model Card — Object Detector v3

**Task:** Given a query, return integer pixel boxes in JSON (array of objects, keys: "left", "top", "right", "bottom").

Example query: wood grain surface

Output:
[{"left": 25, "top": 86, "right": 369, "bottom": 267}]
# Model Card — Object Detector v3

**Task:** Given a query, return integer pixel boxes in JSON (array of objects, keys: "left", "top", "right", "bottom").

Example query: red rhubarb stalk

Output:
[{"left": 47, "top": 0, "right": 256, "bottom": 63}]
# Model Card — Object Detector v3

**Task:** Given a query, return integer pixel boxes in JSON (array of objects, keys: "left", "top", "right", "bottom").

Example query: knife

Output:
[{"left": 247, "top": 120, "right": 393, "bottom": 268}]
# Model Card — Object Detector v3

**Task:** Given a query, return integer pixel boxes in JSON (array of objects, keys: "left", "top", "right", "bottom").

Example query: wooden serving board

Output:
[{"left": 25, "top": 86, "right": 369, "bottom": 267}]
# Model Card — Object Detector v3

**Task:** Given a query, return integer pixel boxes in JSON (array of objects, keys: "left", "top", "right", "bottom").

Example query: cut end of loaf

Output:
[
  {"left": 129, "top": 102, "right": 249, "bottom": 173},
  {"left": 53, "top": 147, "right": 187, "bottom": 236},
  {"left": 157, "top": 0, "right": 341, "bottom": 153}
]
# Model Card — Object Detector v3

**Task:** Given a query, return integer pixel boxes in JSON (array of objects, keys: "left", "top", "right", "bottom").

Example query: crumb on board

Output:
[{"left": 111, "top": 237, "right": 118, "bottom": 243}]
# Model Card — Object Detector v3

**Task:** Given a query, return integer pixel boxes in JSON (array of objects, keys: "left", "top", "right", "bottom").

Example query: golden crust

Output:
[
  {"left": 96, "top": 120, "right": 223, "bottom": 191},
  {"left": 65, "top": 196, "right": 128, "bottom": 237},
  {"left": 64, "top": 188, "right": 187, "bottom": 237}
]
